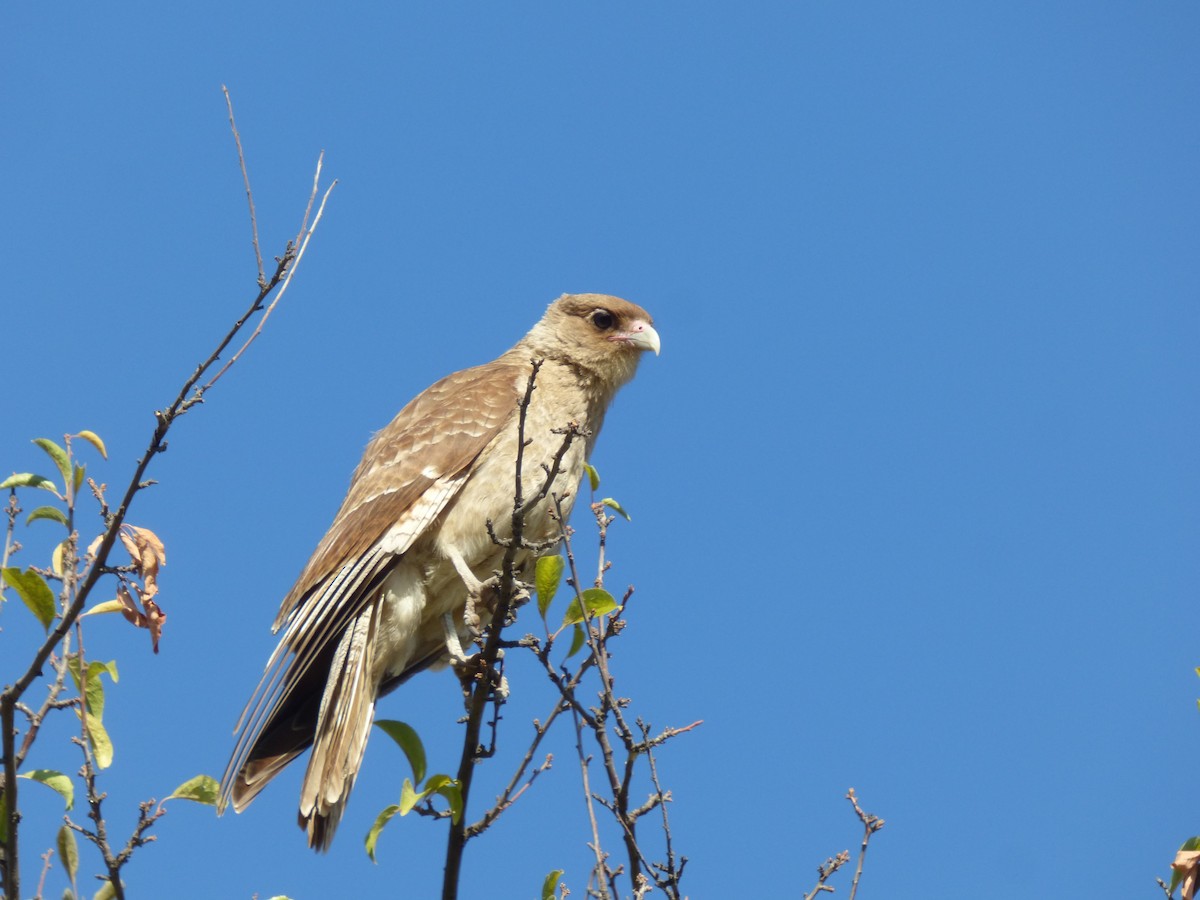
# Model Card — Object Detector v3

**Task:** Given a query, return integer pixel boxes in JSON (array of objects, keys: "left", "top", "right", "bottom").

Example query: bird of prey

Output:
[{"left": 218, "top": 293, "right": 660, "bottom": 849}]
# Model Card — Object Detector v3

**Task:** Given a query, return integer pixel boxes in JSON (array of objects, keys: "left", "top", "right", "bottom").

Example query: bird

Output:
[{"left": 217, "top": 293, "right": 660, "bottom": 849}]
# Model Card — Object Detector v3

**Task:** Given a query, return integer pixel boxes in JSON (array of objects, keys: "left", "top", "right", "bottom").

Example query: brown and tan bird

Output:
[{"left": 218, "top": 293, "right": 659, "bottom": 849}]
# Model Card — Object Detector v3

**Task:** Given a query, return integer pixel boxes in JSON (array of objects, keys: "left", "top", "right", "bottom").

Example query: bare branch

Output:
[
  {"left": 198, "top": 156, "right": 337, "bottom": 394},
  {"left": 803, "top": 851, "right": 850, "bottom": 900},
  {"left": 846, "top": 788, "right": 884, "bottom": 900},
  {"left": 222, "top": 85, "right": 265, "bottom": 286}
]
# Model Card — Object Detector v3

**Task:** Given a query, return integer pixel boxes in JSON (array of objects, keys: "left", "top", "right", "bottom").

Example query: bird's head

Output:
[{"left": 522, "top": 293, "right": 660, "bottom": 389}]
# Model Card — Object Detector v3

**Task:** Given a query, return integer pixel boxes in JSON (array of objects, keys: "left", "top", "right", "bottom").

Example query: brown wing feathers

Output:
[{"left": 220, "top": 360, "right": 522, "bottom": 816}]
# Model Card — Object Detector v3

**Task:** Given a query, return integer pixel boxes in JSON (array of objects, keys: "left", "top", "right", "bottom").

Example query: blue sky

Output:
[{"left": 2, "top": 2, "right": 1196, "bottom": 897}]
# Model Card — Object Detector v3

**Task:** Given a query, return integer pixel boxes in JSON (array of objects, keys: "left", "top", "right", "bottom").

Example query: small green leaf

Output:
[
  {"left": 75, "top": 431, "right": 108, "bottom": 460},
  {"left": 561, "top": 588, "right": 618, "bottom": 626},
  {"left": 566, "top": 624, "right": 586, "bottom": 658},
  {"left": 535, "top": 555, "right": 565, "bottom": 619},
  {"left": 542, "top": 869, "right": 565, "bottom": 900},
  {"left": 73, "top": 464, "right": 86, "bottom": 495},
  {"left": 26, "top": 505, "right": 69, "bottom": 528},
  {"left": 68, "top": 658, "right": 116, "bottom": 721},
  {"left": 364, "top": 804, "right": 401, "bottom": 862},
  {"left": 0, "top": 472, "right": 59, "bottom": 493},
  {"left": 20, "top": 769, "right": 74, "bottom": 809},
  {"left": 601, "top": 497, "right": 631, "bottom": 521},
  {"left": 57, "top": 822, "right": 79, "bottom": 884},
  {"left": 583, "top": 462, "right": 600, "bottom": 491},
  {"left": 84, "top": 713, "right": 113, "bottom": 769},
  {"left": 33, "top": 438, "right": 72, "bottom": 486},
  {"left": 397, "top": 778, "right": 421, "bottom": 816},
  {"left": 93, "top": 880, "right": 118, "bottom": 900},
  {"left": 165, "top": 774, "right": 219, "bottom": 805},
  {"left": 2, "top": 567, "right": 56, "bottom": 630},
  {"left": 432, "top": 778, "right": 463, "bottom": 825},
  {"left": 375, "top": 720, "right": 426, "bottom": 784}
]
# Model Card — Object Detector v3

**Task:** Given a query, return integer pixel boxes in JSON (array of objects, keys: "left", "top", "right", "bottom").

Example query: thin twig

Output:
[
  {"left": 222, "top": 85, "right": 265, "bottom": 286},
  {"left": 803, "top": 851, "right": 851, "bottom": 900},
  {"left": 33, "top": 847, "right": 53, "bottom": 900},
  {"left": 199, "top": 158, "right": 336, "bottom": 393},
  {"left": 846, "top": 788, "right": 884, "bottom": 900},
  {"left": 571, "top": 701, "right": 613, "bottom": 900}
]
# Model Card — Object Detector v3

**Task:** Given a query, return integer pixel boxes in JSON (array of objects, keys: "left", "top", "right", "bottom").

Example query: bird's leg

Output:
[
  {"left": 440, "top": 612, "right": 468, "bottom": 664},
  {"left": 445, "top": 546, "right": 494, "bottom": 638}
]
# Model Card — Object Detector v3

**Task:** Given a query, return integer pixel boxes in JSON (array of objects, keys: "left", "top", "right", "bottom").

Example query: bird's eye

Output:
[{"left": 590, "top": 309, "right": 615, "bottom": 330}]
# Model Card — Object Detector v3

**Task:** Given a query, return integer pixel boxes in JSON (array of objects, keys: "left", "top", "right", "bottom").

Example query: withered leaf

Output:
[
  {"left": 114, "top": 582, "right": 167, "bottom": 653},
  {"left": 1173, "top": 849, "right": 1200, "bottom": 900},
  {"left": 119, "top": 525, "right": 166, "bottom": 601}
]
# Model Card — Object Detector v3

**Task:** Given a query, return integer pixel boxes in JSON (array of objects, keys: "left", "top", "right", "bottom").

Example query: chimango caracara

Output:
[{"left": 218, "top": 294, "right": 660, "bottom": 849}]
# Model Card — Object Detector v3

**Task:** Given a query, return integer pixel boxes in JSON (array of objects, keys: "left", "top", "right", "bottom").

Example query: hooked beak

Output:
[{"left": 612, "top": 319, "right": 661, "bottom": 356}]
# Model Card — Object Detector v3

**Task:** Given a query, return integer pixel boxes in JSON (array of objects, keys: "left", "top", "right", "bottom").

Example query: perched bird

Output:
[{"left": 218, "top": 293, "right": 660, "bottom": 849}]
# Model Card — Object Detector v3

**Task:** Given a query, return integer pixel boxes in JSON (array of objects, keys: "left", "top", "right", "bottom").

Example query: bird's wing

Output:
[{"left": 219, "top": 357, "right": 526, "bottom": 812}]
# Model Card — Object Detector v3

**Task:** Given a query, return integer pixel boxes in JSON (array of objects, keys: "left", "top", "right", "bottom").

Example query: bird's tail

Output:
[{"left": 298, "top": 599, "right": 383, "bottom": 851}]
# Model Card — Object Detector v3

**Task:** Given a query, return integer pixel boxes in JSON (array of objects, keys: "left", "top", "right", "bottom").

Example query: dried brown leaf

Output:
[
  {"left": 143, "top": 599, "right": 166, "bottom": 654},
  {"left": 118, "top": 525, "right": 166, "bottom": 603},
  {"left": 118, "top": 527, "right": 140, "bottom": 563},
  {"left": 1174, "top": 850, "right": 1200, "bottom": 900},
  {"left": 115, "top": 582, "right": 166, "bottom": 652},
  {"left": 127, "top": 525, "right": 166, "bottom": 566},
  {"left": 116, "top": 583, "right": 144, "bottom": 626}
]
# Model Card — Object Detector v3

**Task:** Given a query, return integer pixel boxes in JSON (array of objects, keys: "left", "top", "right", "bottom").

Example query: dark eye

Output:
[{"left": 590, "top": 309, "right": 615, "bottom": 330}]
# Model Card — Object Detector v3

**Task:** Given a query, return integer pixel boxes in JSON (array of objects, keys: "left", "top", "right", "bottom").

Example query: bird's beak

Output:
[{"left": 613, "top": 319, "right": 661, "bottom": 356}]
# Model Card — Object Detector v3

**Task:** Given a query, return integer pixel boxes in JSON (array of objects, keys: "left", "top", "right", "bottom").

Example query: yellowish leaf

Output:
[
  {"left": 74, "top": 430, "right": 108, "bottom": 459},
  {"left": 82, "top": 599, "right": 127, "bottom": 616}
]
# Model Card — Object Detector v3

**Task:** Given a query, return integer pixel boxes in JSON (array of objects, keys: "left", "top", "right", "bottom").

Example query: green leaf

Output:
[
  {"left": 26, "top": 505, "right": 69, "bottom": 528},
  {"left": 2, "top": 566, "right": 56, "bottom": 630},
  {"left": 73, "top": 464, "right": 86, "bottom": 496},
  {"left": 566, "top": 624, "right": 586, "bottom": 658},
  {"left": 75, "top": 430, "right": 108, "bottom": 460},
  {"left": 84, "top": 713, "right": 113, "bottom": 769},
  {"left": 397, "top": 778, "right": 421, "bottom": 816},
  {"left": 93, "top": 880, "right": 118, "bottom": 900},
  {"left": 432, "top": 778, "right": 463, "bottom": 825},
  {"left": 375, "top": 720, "right": 426, "bottom": 784},
  {"left": 165, "top": 774, "right": 219, "bottom": 805},
  {"left": 68, "top": 658, "right": 117, "bottom": 721},
  {"left": 33, "top": 438, "right": 72, "bottom": 486},
  {"left": 1171, "top": 837, "right": 1200, "bottom": 893},
  {"left": 0, "top": 472, "right": 59, "bottom": 493},
  {"left": 542, "top": 869, "right": 565, "bottom": 900},
  {"left": 583, "top": 461, "right": 600, "bottom": 491},
  {"left": 20, "top": 769, "right": 74, "bottom": 809},
  {"left": 57, "top": 822, "right": 79, "bottom": 885},
  {"left": 535, "top": 555, "right": 565, "bottom": 619},
  {"left": 561, "top": 588, "right": 618, "bottom": 626},
  {"left": 364, "top": 804, "right": 401, "bottom": 862},
  {"left": 601, "top": 497, "right": 630, "bottom": 521}
]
